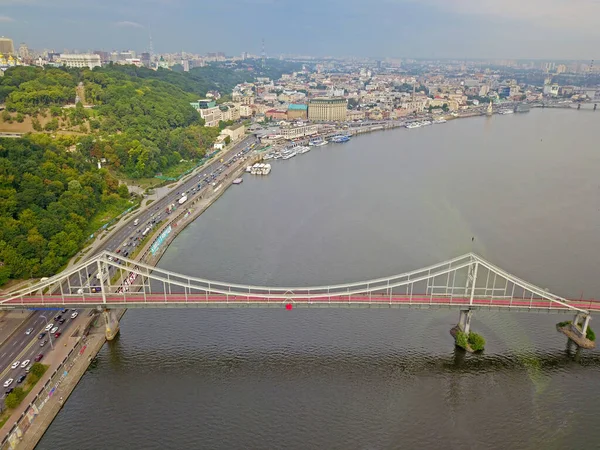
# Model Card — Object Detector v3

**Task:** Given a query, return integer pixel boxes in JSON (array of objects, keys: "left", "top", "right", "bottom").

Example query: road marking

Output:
[{"left": 0, "top": 336, "right": 40, "bottom": 382}]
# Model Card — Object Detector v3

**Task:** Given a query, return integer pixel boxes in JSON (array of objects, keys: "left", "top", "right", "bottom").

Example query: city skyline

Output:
[{"left": 1, "top": 0, "right": 600, "bottom": 60}]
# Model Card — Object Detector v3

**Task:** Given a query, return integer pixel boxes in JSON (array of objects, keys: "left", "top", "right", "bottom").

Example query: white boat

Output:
[
  {"left": 297, "top": 146, "right": 311, "bottom": 155},
  {"left": 499, "top": 110, "right": 514, "bottom": 115},
  {"left": 406, "top": 122, "right": 421, "bottom": 129},
  {"left": 245, "top": 166, "right": 253, "bottom": 173},
  {"left": 315, "top": 140, "right": 327, "bottom": 146},
  {"left": 282, "top": 150, "right": 297, "bottom": 160},
  {"left": 262, "top": 164, "right": 272, "bottom": 175},
  {"left": 433, "top": 118, "right": 447, "bottom": 124}
]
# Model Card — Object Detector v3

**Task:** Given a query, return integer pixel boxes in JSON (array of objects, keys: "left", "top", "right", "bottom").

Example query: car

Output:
[
  {"left": 10, "top": 361, "right": 20, "bottom": 369},
  {"left": 20, "top": 360, "right": 30, "bottom": 368},
  {"left": 3, "top": 379, "right": 13, "bottom": 388},
  {"left": 25, "top": 327, "right": 34, "bottom": 335},
  {"left": 123, "top": 242, "right": 128, "bottom": 247},
  {"left": 59, "top": 318, "right": 66, "bottom": 324},
  {"left": 34, "top": 354, "right": 43, "bottom": 362},
  {"left": 40, "top": 339, "right": 47, "bottom": 347},
  {"left": 71, "top": 312, "right": 79, "bottom": 319},
  {"left": 116, "top": 249, "right": 121, "bottom": 254},
  {"left": 61, "top": 309, "right": 68, "bottom": 314},
  {"left": 54, "top": 332, "right": 62, "bottom": 338},
  {"left": 50, "top": 326, "right": 59, "bottom": 334},
  {"left": 5, "top": 388, "right": 13, "bottom": 395},
  {"left": 54, "top": 314, "right": 62, "bottom": 321},
  {"left": 38, "top": 332, "right": 46, "bottom": 340},
  {"left": 16, "top": 375, "right": 26, "bottom": 384},
  {"left": 25, "top": 365, "right": 32, "bottom": 373},
  {"left": 44, "top": 323, "right": 54, "bottom": 332}
]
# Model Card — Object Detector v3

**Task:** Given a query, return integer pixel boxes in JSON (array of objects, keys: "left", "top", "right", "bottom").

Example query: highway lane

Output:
[
  {"left": 0, "top": 308, "right": 81, "bottom": 404},
  {"left": 0, "top": 137, "right": 258, "bottom": 388}
]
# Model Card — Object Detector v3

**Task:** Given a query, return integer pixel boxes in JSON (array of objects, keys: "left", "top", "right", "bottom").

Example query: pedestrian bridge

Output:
[{"left": 0, "top": 252, "right": 596, "bottom": 314}]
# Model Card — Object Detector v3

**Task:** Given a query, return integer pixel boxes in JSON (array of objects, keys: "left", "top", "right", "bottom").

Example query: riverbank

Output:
[{"left": 0, "top": 145, "right": 259, "bottom": 449}]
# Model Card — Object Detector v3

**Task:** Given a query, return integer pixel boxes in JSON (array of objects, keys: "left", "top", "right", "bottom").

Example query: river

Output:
[{"left": 38, "top": 109, "right": 600, "bottom": 449}]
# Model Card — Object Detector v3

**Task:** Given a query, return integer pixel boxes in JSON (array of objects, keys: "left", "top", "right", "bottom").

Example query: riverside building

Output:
[{"left": 308, "top": 97, "right": 347, "bottom": 122}]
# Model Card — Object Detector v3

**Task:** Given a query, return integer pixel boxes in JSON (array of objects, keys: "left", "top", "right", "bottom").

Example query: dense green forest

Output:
[
  {"left": 0, "top": 65, "right": 223, "bottom": 178},
  {"left": 0, "top": 59, "right": 302, "bottom": 283},
  {"left": 0, "top": 135, "right": 129, "bottom": 284}
]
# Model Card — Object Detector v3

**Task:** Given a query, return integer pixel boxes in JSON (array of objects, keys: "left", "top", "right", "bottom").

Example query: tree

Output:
[
  {"left": 32, "top": 117, "right": 42, "bottom": 131},
  {"left": 224, "top": 136, "right": 231, "bottom": 145},
  {"left": 44, "top": 118, "right": 59, "bottom": 131},
  {"left": 29, "top": 362, "right": 47, "bottom": 378},
  {"left": 1, "top": 110, "right": 11, "bottom": 123},
  {"left": 5, "top": 392, "right": 20, "bottom": 409},
  {"left": 117, "top": 184, "right": 129, "bottom": 199},
  {"left": 442, "top": 103, "right": 449, "bottom": 112},
  {"left": 15, "top": 113, "right": 25, "bottom": 123}
]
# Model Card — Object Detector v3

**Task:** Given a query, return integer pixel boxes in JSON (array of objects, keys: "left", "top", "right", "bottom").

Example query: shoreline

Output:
[{"left": 0, "top": 145, "right": 258, "bottom": 450}]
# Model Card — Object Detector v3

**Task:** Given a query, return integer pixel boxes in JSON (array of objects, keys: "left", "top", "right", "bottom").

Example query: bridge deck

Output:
[{"left": 1, "top": 294, "right": 597, "bottom": 312}]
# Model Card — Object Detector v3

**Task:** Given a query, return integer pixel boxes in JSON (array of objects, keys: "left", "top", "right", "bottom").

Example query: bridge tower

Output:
[{"left": 102, "top": 309, "right": 120, "bottom": 340}]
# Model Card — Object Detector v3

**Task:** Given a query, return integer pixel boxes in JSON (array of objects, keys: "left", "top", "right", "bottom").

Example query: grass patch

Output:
[
  {"left": 455, "top": 330, "right": 468, "bottom": 350},
  {"left": 468, "top": 332, "right": 486, "bottom": 352},
  {"left": 146, "top": 199, "right": 154, "bottom": 206},
  {"left": 455, "top": 330, "right": 485, "bottom": 352},
  {"left": 158, "top": 160, "right": 197, "bottom": 179},
  {"left": 0, "top": 412, "right": 9, "bottom": 429},
  {"left": 587, "top": 327, "right": 596, "bottom": 342},
  {"left": 72, "top": 256, "right": 82, "bottom": 265},
  {"left": 86, "top": 197, "right": 136, "bottom": 236},
  {"left": 4, "top": 363, "right": 49, "bottom": 410}
]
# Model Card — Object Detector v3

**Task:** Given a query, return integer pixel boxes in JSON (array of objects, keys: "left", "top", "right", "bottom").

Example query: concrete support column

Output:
[
  {"left": 458, "top": 309, "right": 473, "bottom": 335},
  {"left": 103, "top": 309, "right": 120, "bottom": 340},
  {"left": 582, "top": 315, "right": 591, "bottom": 335}
]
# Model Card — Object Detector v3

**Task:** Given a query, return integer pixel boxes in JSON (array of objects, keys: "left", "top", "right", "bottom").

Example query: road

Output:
[
  {"left": 0, "top": 308, "right": 81, "bottom": 406},
  {"left": 0, "top": 136, "right": 258, "bottom": 394}
]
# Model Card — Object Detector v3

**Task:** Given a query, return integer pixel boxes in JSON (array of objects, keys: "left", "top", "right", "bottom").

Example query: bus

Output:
[{"left": 142, "top": 227, "right": 151, "bottom": 237}]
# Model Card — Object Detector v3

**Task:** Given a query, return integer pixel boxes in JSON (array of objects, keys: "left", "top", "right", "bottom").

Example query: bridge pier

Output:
[
  {"left": 457, "top": 309, "right": 473, "bottom": 335},
  {"left": 102, "top": 309, "right": 120, "bottom": 341},
  {"left": 557, "top": 313, "right": 595, "bottom": 349},
  {"left": 450, "top": 308, "right": 485, "bottom": 353}
]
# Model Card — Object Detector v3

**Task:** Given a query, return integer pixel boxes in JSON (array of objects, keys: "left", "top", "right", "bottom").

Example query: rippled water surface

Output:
[{"left": 38, "top": 109, "right": 600, "bottom": 450}]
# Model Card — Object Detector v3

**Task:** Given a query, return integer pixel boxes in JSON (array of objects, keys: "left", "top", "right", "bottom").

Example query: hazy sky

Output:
[{"left": 1, "top": 0, "right": 599, "bottom": 59}]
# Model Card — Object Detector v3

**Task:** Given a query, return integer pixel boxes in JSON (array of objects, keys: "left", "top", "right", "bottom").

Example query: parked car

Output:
[
  {"left": 50, "top": 326, "right": 59, "bottom": 334},
  {"left": 38, "top": 332, "right": 46, "bottom": 340},
  {"left": 34, "top": 354, "right": 43, "bottom": 362},
  {"left": 54, "top": 332, "right": 61, "bottom": 338},
  {"left": 40, "top": 339, "right": 47, "bottom": 347},
  {"left": 16, "top": 375, "right": 26, "bottom": 384}
]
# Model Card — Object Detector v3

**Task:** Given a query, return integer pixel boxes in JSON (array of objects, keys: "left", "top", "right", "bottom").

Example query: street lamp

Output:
[{"left": 39, "top": 314, "right": 54, "bottom": 350}]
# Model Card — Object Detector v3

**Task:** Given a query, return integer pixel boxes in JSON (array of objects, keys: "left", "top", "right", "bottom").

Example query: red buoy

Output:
[{"left": 285, "top": 303, "right": 293, "bottom": 310}]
